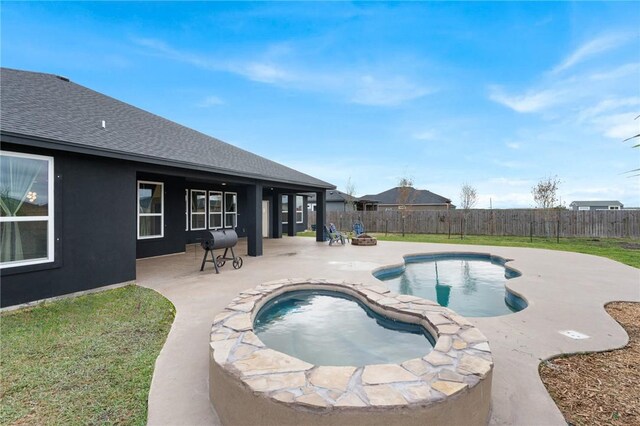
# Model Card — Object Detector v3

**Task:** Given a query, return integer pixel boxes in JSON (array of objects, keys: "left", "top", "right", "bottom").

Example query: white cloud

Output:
[
  {"left": 589, "top": 62, "right": 640, "bottom": 81},
  {"left": 492, "top": 159, "right": 529, "bottom": 169},
  {"left": 593, "top": 112, "right": 640, "bottom": 139},
  {"left": 412, "top": 130, "right": 437, "bottom": 141},
  {"left": 197, "top": 96, "right": 224, "bottom": 107},
  {"left": 505, "top": 142, "right": 521, "bottom": 149},
  {"left": 350, "top": 75, "right": 433, "bottom": 106},
  {"left": 552, "top": 33, "right": 631, "bottom": 74},
  {"left": 488, "top": 86, "right": 564, "bottom": 113},
  {"left": 132, "top": 37, "right": 433, "bottom": 107}
]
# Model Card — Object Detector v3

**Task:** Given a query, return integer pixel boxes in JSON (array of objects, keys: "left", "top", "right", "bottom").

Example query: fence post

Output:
[
  {"left": 385, "top": 219, "right": 388, "bottom": 236},
  {"left": 402, "top": 216, "right": 405, "bottom": 237},
  {"left": 530, "top": 221, "right": 533, "bottom": 243}
]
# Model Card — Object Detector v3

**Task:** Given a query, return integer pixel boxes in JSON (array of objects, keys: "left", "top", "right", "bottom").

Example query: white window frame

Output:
[
  {"left": 208, "top": 191, "right": 223, "bottom": 230},
  {"left": 282, "top": 195, "right": 288, "bottom": 224},
  {"left": 185, "top": 189, "right": 188, "bottom": 231},
  {"left": 224, "top": 192, "right": 238, "bottom": 229},
  {"left": 190, "top": 189, "right": 207, "bottom": 231},
  {"left": 296, "top": 195, "right": 304, "bottom": 223},
  {"left": 577, "top": 206, "right": 590, "bottom": 211},
  {"left": 608, "top": 206, "right": 620, "bottom": 210},
  {"left": 0, "top": 151, "right": 55, "bottom": 268},
  {"left": 137, "top": 180, "right": 164, "bottom": 240}
]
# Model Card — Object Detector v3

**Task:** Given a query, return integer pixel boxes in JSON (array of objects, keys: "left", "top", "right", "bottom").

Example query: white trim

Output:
[
  {"left": 282, "top": 194, "right": 288, "bottom": 224},
  {"left": 577, "top": 206, "right": 590, "bottom": 211},
  {"left": 208, "top": 190, "right": 223, "bottom": 230},
  {"left": 190, "top": 189, "right": 207, "bottom": 231},
  {"left": 0, "top": 151, "right": 55, "bottom": 269},
  {"left": 185, "top": 189, "right": 189, "bottom": 231},
  {"left": 137, "top": 180, "right": 164, "bottom": 239},
  {"left": 296, "top": 195, "right": 304, "bottom": 224},
  {"left": 224, "top": 192, "right": 238, "bottom": 229}
]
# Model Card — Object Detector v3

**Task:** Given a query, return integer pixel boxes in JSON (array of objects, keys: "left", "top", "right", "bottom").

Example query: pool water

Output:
[
  {"left": 254, "top": 290, "right": 434, "bottom": 366},
  {"left": 376, "top": 254, "right": 525, "bottom": 317}
]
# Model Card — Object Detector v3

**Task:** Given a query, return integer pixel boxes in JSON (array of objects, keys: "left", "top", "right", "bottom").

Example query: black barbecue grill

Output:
[{"left": 200, "top": 229, "right": 243, "bottom": 273}]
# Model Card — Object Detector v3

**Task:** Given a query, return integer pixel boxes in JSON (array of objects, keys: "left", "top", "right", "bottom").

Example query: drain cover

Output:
[{"left": 559, "top": 330, "right": 590, "bottom": 339}]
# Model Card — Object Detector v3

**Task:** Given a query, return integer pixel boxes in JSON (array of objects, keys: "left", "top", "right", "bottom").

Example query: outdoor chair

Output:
[
  {"left": 353, "top": 219, "right": 365, "bottom": 236},
  {"left": 324, "top": 223, "right": 346, "bottom": 246}
]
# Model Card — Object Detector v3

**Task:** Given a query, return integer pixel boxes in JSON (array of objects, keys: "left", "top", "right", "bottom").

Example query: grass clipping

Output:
[
  {"left": 540, "top": 302, "right": 640, "bottom": 425},
  {"left": 0, "top": 285, "right": 175, "bottom": 425}
]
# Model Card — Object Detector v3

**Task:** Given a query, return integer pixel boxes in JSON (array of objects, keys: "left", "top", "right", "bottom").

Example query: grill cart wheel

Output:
[
  {"left": 232, "top": 257, "right": 243, "bottom": 269},
  {"left": 216, "top": 255, "right": 226, "bottom": 267}
]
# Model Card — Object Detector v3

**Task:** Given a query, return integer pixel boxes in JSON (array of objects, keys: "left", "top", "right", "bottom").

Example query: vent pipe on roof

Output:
[
  {"left": 101, "top": 120, "right": 106, "bottom": 129},
  {"left": 56, "top": 75, "right": 70, "bottom": 82}
]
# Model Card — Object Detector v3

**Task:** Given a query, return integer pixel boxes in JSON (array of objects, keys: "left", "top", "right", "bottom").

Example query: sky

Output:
[{"left": 1, "top": 2, "right": 639, "bottom": 208}]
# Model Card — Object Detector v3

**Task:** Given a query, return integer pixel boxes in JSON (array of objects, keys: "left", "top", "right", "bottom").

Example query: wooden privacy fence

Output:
[{"left": 308, "top": 209, "right": 640, "bottom": 239}]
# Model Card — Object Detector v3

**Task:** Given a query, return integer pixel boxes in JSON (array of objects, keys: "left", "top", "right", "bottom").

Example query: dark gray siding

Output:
[{"left": 1, "top": 143, "right": 137, "bottom": 307}]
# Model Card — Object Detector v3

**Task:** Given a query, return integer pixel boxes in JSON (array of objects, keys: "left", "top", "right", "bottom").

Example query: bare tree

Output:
[
  {"left": 396, "top": 176, "right": 413, "bottom": 237},
  {"left": 397, "top": 176, "right": 414, "bottom": 210},
  {"left": 532, "top": 176, "right": 562, "bottom": 239},
  {"left": 532, "top": 176, "right": 561, "bottom": 209},
  {"left": 623, "top": 114, "right": 639, "bottom": 176},
  {"left": 344, "top": 176, "right": 357, "bottom": 211},
  {"left": 460, "top": 183, "right": 478, "bottom": 211},
  {"left": 459, "top": 183, "right": 478, "bottom": 238}
]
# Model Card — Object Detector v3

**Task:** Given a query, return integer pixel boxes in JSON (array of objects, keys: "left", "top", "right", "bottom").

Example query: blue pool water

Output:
[
  {"left": 254, "top": 290, "right": 434, "bottom": 366},
  {"left": 375, "top": 254, "right": 525, "bottom": 317}
]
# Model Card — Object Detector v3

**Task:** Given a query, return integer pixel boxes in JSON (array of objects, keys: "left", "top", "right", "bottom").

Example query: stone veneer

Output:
[{"left": 209, "top": 279, "right": 494, "bottom": 425}]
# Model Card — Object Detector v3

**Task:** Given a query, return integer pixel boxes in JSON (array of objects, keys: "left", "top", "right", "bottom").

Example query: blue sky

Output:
[{"left": 2, "top": 2, "right": 639, "bottom": 207}]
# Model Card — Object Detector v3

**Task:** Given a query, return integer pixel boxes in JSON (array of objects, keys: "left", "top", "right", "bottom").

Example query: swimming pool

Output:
[
  {"left": 254, "top": 290, "right": 434, "bottom": 366},
  {"left": 374, "top": 253, "right": 526, "bottom": 317}
]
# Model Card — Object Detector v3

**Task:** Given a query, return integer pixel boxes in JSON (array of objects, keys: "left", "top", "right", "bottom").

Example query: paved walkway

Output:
[{"left": 137, "top": 237, "right": 639, "bottom": 426}]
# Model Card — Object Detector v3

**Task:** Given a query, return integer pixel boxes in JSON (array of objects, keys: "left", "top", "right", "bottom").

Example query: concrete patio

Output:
[{"left": 137, "top": 237, "right": 640, "bottom": 426}]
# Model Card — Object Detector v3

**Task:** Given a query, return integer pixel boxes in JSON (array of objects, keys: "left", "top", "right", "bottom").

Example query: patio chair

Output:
[
  {"left": 353, "top": 219, "right": 365, "bottom": 236},
  {"left": 324, "top": 223, "right": 345, "bottom": 246}
]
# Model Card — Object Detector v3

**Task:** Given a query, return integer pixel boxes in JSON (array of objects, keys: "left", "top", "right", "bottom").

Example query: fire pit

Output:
[{"left": 352, "top": 234, "right": 377, "bottom": 246}]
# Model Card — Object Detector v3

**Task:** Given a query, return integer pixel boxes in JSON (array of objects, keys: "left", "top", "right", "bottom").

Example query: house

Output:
[
  {"left": 569, "top": 201, "right": 624, "bottom": 211},
  {"left": 361, "top": 186, "right": 454, "bottom": 211},
  {"left": 0, "top": 68, "right": 333, "bottom": 308},
  {"left": 306, "top": 190, "right": 379, "bottom": 213}
]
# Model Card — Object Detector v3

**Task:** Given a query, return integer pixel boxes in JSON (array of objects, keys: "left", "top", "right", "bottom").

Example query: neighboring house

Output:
[
  {"left": 0, "top": 68, "right": 333, "bottom": 308},
  {"left": 569, "top": 201, "right": 624, "bottom": 211},
  {"left": 306, "top": 190, "right": 379, "bottom": 213},
  {"left": 361, "top": 187, "right": 454, "bottom": 211}
]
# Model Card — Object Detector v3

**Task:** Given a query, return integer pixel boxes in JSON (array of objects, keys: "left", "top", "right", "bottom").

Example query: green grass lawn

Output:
[
  {"left": 0, "top": 285, "right": 174, "bottom": 426},
  {"left": 298, "top": 231, "right": 640, "bottom": 269}
]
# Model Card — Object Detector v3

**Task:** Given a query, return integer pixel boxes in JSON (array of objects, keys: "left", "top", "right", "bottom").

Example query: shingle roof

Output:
[
  {"left": 0, "top": 68, "right": 333, "bottom": 189},
  {"left": 569, "top": 200, "right": 623, "bottom": 207},
  {"left": 362, "top": 187, "right": 452, "bottom": 205}
]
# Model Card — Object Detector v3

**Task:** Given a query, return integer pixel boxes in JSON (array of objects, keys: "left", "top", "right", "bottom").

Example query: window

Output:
[
  {"left": 578, "top": 206, "right": 590, "bottom": 211},
  {"left": 608, "top": 206, "right": 620, "bottom": 210},
  {"left": 209, "top": 191, "right": 223, "bottom": 229},
  {"left": 282, "top": 195, "right": 288, "bottom": 224},
  {"left": 224, "top": 192, "right": 237, "bottom": 228},
  {"left": 138, "top": 181, "right": 164, "bottom": 239},
  {"left": 1, "top": 151, "right": 54, "bottom": 268},
  {"left": 185, "top": 189, "right": 188, "bottom": 231},
  {"left": 296, "top": 195, "right": 304, "bottom": 223},
  {"left": 190, "top": 190, "right": 206, "bottom": 230}
]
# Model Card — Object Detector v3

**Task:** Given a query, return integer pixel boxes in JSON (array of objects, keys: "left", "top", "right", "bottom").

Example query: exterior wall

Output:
[
  {"left": 571, "top": 205, "right": 623, "bottom": 211},
  {"left": 1, "top": 143, "right": 137, "bottom": 308},
  {"left": 326, "top": 200, "right": 354, "bottom": 213},
  {"left": 378, "top": 204, "right": 451, "bottom": 211},
  {"left": 282, "top": 195, "right": 308, "bottom": 233}
]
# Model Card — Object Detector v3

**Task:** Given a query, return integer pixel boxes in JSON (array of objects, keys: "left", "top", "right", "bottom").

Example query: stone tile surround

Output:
[{"left": 210, "top": 278, "right": 493, "bottom": 411}]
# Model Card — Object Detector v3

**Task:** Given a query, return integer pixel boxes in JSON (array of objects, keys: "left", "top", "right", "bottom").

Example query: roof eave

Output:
[{"left": 1, "top": 131, "right": 336, "bottom": 190}]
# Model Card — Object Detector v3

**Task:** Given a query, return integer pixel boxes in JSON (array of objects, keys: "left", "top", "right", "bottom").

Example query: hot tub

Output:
[{"left": 209, "top": 279, "right": 493, "bottom": 425}]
